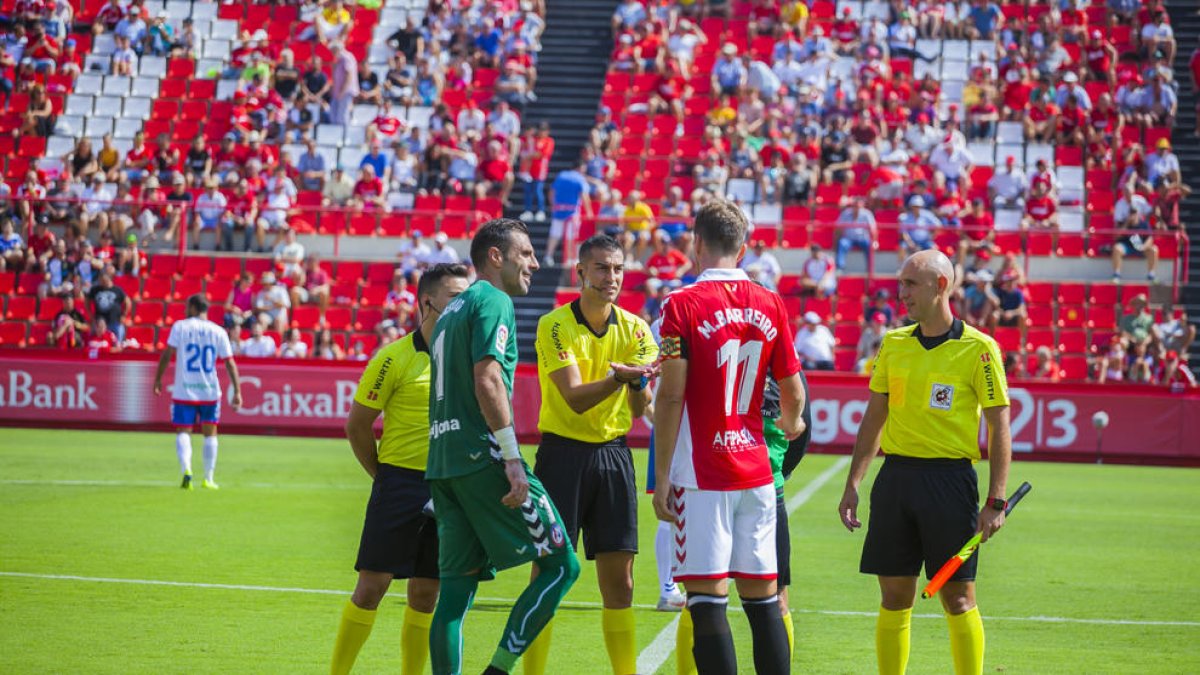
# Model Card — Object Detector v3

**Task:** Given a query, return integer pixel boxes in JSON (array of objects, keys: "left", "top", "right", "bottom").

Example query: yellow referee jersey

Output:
[
  {"left": 868, "top": 319, "right": 1009, "bottom": 461},
  {"left": 535, "top": 299, "right": 658, "bottom": 444},
  {"left": 353, "top": 331, "right": 431, "bottom": 471}
]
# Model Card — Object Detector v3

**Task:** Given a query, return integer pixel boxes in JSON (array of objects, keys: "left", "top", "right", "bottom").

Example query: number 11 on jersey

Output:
[{"left": 716, "top": 339, "right": 763, "bottom": 417}]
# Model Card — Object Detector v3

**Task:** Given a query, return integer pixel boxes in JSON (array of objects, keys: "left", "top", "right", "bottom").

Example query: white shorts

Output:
[
  {"left": 548, "top": 210, "right": 580, "bottom": 240},
  {"left": 671, "top": 483, "right": 777, "bottom": 582}
]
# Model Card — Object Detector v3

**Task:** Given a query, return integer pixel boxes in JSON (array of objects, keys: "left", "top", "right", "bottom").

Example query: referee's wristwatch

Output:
[{"left": 986, "top": 497, "right": 1008, "bottom": 511}]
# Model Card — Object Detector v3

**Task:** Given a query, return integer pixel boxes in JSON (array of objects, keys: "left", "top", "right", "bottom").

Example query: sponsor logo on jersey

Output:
[
  {"left": 429, "top": 418, "right": 462, "bottom": 439},
  {"left": 696, "top": 307, "right": 779, "bottom": 341},
  {"left": 982, "top": 361, "right": 996, "bottom": 400},
  {"left": 495, "top": 325, "right": 509, "bottom": 353},
  {"left": 371, "top": 357, "right": 393, "bottom": 392},
  {"left": 930, "top": 383, "right": 955, "bottom": 410},
  {"left": 365, "top": 391, "right": 378, "bottom": 401},
  {"left": 549, "top": 523, "right": 565, "bottom": 547},
  {"left": 557, "top": 350, "right": 569, "bottom": 361},
  {"left": 711, "top": 428, "right": 756, "bottom": 451}
]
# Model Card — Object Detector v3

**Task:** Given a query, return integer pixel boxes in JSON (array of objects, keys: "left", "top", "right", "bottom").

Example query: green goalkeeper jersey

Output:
[{"left": 426, "top": 279, "right": 518, "bottom": 480}]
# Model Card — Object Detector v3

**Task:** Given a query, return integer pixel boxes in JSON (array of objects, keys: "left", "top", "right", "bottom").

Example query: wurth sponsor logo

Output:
[{"left": 0, "top": 371, "right": 98, "bottom": 410}]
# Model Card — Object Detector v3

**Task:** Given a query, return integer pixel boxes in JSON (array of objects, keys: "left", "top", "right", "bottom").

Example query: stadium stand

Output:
[{"left": 0, "top": 0, "right": 1194, "bottom": 386}]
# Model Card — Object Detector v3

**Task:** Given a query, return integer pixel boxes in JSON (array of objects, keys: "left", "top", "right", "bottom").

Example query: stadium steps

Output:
[
  {"left": 506, "top": 0, "right": 616, "bottom": 362},
  {"left": 1166, "top": 4, "right": 1200, "bottom": 364},
  {"left": 506, "top": 0, "right": 614, "bottom": 218}
]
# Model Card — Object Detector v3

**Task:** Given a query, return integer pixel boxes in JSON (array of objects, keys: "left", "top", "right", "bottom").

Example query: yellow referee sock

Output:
[
  {"left": 946, "top": 607, "right": 985, "bottom": 675},
  {"left": 331, "top": 601, "right": 376, "bottom": 675},
  {"left": 522, "top": 618, "right": 552, "bottom": 675},
  {"left": 676, "top": 607, "right": 696, "bottom": 675},
  {"left": 782, "top": 610, "right": 794, "bottom": 659},
  {"left": 601, "top": 607, "right": 637, "bottom": 674},
  {"left": 400, "top": 606, "right": 433, "bottom": 675},
  {"left": 876, "top": 606, "right": 912, "bottom": 675}
]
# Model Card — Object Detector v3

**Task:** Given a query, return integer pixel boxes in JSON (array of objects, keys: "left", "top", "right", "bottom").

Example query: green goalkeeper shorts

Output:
[{"left": 430, "top": 461, "right": 573, "bottom": 578}]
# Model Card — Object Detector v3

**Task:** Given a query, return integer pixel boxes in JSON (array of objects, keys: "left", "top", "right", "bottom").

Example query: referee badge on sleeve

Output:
[{"left": 930, "top": 383, "right": 955, "bottom": 410}]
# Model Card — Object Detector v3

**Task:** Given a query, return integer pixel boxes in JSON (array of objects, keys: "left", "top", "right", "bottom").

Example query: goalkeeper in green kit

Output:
[{"left": 425, "top": 218, "right": 579, "bottom": 675}]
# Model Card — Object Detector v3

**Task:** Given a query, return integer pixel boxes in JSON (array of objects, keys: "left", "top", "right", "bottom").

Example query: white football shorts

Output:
[{"left": 671, "top": 483, "right": 777, "bottom": 581}]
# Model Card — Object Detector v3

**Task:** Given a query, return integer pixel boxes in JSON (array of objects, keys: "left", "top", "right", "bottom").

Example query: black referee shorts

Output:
[
  {"left": 534, "top": 432, "right": 638, "bottom": 560},
  {"left": 860, "top": 455, "right": 980, "bottom": 582},
  {"left": 775, "top": 493, "right": 791, "bottom": 588},
  {"left": 355, "top": 464, "right": 439, "bottom": 579}
]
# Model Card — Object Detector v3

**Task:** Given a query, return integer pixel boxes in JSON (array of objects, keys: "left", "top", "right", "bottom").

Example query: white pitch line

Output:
[
  {"left": 1, "top": 571, "right": 1196, "bottom": 628},
  {"left": 0, "top": 479, "right": 364, "bottom": 490},
  {"left": 636, "top": 456, "right": 851, "bottom": 675}
]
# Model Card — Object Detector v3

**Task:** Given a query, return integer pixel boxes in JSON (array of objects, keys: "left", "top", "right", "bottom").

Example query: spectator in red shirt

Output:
[
  {"left": 519, "top": 121, "right": 554, "bottom": 221},
  {"left": 1030, "top": 346, "right": 1063, "bottom": 381},
  {"left": 1085, "top": 30, "right": 1118, "bottom": 89},
  {"left": 93, "top": 0, "right": 125, "bottom": 35},
  {"left": 831, "top": 7, "right": 860, "bottom": 56},
  {"left": 84, "top": 316, "right": 121, "bottom": 358},
  {"left": 645, "top": 230, "right": 691, "bottom": 283},
  {"left": 26, "top": 23, "right": 60, "bottom": 74},
  {"left": 1021, "top": 182, "right": 1058, "bottom": 230},
  {"left": 967, "top": 90, "right": 999, "bottom": 141},
  {"left": 350, "top": 165, "right": 386, "bottom": 211},
  {"left": 1024, "top": 96, "right": 1059, "bottom": 143},
  {"left": 958, "top": 197, "right": 997, "bottom": 259},
  {"left": 123, "top": 131, "right": 153, "bottom": 183},
  {"left": 1001, "top": 66, "right": 1034, "bottom": 121},
  {"left": 224, "top": 180, "right": 259, "bottom": 252},
  {"left": 1056, "top": 95, "right": 1087, "bottom": 146},
  {"left": 476, "top": 139, "right": 514, "bottom": 202}
]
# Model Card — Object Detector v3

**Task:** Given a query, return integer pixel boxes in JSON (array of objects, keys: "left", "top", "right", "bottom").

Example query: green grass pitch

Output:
[{"left": 2, "top": 429, "right": 1198, "bottom": 674}]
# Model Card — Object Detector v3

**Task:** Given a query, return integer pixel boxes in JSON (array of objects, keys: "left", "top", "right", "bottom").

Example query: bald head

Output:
[
  {"left": 901, "top": 250, "right": 956, "bottom": 290},
  {"left": 898, "top": 250, "right": 956, "bottom": 326}
]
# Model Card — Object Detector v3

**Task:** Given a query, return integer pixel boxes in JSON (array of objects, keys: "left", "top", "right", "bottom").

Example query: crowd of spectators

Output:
[
  {"left": 587, "top": 0, "right": 1187, "bottom": 258},
  {"left": 583, "top": 0, "right": 1194, "bottom": 384},
  {"left": 1, "top": 0, "right": 554, "bottom": 255}
]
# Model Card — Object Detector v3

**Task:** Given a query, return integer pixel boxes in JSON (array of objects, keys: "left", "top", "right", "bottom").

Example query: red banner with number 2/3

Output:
[{"left": 0, "top": 353, "right": 1196, "bottom": 464}]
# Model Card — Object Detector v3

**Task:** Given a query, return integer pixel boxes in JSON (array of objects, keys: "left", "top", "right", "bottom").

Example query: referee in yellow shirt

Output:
[
  {"left": 330, "top": 263, "right": 470, "bottom": 675},
  {"left": 837, "top": 250, "right": 1012, "bottom": 675},
  {"left": 523, "top": 234, "right": 659, "bottom": 675}
]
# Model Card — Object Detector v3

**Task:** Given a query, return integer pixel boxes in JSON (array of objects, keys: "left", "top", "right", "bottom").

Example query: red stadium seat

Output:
[
  {"left": 1057, "top": 283, "right": 1086, "bottom": 305},
  {"left": 36, "top": 297, "right": 63, "bottom": 322},
  {"left": 994, "top": 327, "right": 1023, "bottom": 353},
  {"left": 1088, "top": 306, "right": 1117, "bottom": 330},
  {"left": 353, "top": 308, "right": 383, "bottom": 331},
  {"left": 364, "top": 263, "right": 394, "bottom": 286},
  {"left": 165, "top": 302, "right": 187, "bottom": 325},
  {"left": 212, "top": 257, "right": 242, "bottom": 279},
  {"left": 5, "top": 295, "right": 36, "bottom": 320},
  {"left": 1058, "top": 305, "right": 1086, "bottom": 328},
  {"left": 141, "top": 277, "right": 172, "bottom": 301},
  {"left": 324, "top": 307, "right": 352, "bottom": 331},
  {"left": 1119, "top": 284, "right": 1149, "bottom": 305},
  {"left": 1024, "top": 282, "right": 1054, "bottom": 304},
  {"left": 173, "top": 277, "right": 204, "bottom": 301},
  {"left": 1025, "top": 328, "right": 1055, "bottom": 351},
  {"left": 336, "top": 261, "right": 367, "bottom": 285},
  {"left": 291, "top": 306, "right": 320, "bottom": 329},
  {"left": 1026, "top": 304, "right": 1053, "bottom": 327},
  {"left": 1059, "top": 329, "right": 1088, "bottom": 354},
  {"left": 124, "top": 325, "right": 157, "bottom": 350},
  {"left": 1089, "top": 283, "right": 1118, "bottom": 305},
  {"left": 0, "top": 321, "right": 26, "bottom": 346},
  {"left": 1058, "top": 355, "right": 1090, "bottom": 380},
  {"left": 133, "top": 301, "right": 166, "bottom": 326}
]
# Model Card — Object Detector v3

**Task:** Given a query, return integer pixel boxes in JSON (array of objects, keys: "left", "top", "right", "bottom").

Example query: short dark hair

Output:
[
  {"left": 417, "top": 262, "right": 470, "bottom": 299},
  {"left": 470, "top": 218, "right": 529, "bottom": 268},
  {"left": 578, "top": 234, "right": 622, "bottom": 263},
  {"left": 692, "top": 199, "right": 748, "bottom": 256},
  {"left": 187, "top": 294, "right": 209, "bottom": 316}
]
